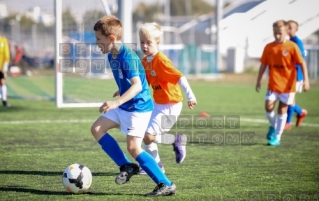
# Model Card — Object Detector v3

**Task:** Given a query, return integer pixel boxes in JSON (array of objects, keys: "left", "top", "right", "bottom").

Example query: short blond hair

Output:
[
  {"left": 139, "top": 22, "right": 163, "bottom": 40},
  {"left": 273, "top": 20, "right": 288, "bottom": 29},
  {"left": 287, "top": 20, "right": 299, "bottom": 27},
  {"left": 93, "top": 15, "right": 122, "bottom": 40}
]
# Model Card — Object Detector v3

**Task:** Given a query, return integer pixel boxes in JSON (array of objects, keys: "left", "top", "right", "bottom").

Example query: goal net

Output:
[
  {"left": 5, "top": 0, "right": 222, "bottom": 106},
  {"left": 55, "top": 0, "right": 115, "bottom": 108}
]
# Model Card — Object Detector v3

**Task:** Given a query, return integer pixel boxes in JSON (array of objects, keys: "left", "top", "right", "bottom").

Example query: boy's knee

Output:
[
  {"left": 143, "top": 133, "right": 156, "bottom": 145},
  {"left": 90, "top": 125, "right": 97, "bottom": 136},
  {"left": 90, "top": 125, "right": 105, "bottom": 136},
  {"left": 265, "top": 107, "right": 273, "bottom": 113},
  {"left": 127, "top": 145, "right": 138, "bottom": 156}
]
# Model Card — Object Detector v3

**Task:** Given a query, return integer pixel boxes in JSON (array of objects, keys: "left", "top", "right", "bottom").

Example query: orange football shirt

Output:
[
  {"left": 142, "top": 52, "right": 183, "bottom": 104},
  {"left": 260, "top": 40, "right": 304, "bottom": 93}
]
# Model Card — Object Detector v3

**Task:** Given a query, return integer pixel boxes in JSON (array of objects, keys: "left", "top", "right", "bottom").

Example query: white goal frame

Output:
[{"left": 54, "top": 0, "right": 131, "bottom": 108}]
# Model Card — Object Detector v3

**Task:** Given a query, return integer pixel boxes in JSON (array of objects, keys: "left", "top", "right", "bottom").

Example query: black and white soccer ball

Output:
[{"left": 62, "top": 163, "right": 92, "bottom": 193}]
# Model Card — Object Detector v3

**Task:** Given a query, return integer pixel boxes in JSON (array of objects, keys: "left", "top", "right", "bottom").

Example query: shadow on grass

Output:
[
  {"left": 0, "top": 170, "right": 118, "bottom": 177},
  {"left": 0, "top": 186, "right": 143, "bottom": 196},
  {"left": 186, "top": 142, "right": 260, "bottom": 146},
  {"left": 0, "top": 106, "right": 29, "bottom": 113}
]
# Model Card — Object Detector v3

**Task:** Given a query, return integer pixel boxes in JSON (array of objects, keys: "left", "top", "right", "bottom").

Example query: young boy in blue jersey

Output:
[
  {"left": 91, "top": 15, "right": 176, "bottom": 196},
  {"left": 285, "top": 20, "right": 308, "bottom": 130}
]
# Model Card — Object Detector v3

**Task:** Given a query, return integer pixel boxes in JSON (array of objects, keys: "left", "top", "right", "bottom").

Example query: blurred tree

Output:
[
  {"left": 133, "top": 0, "right": 214, "bottom": 24},
  {"left": 133, "top": 2, "right": 161, "bottom": 23},
  {"left": 62, "top": 8, "right": 77, "bottom": 34},
  {"left": 170, "top": 0, "right": 214, "bottom": 16},
  {"left": 224, "top": 2, "right": 231, "bottom": 8},
  {"left": 83, "top": 10, "right": 105, "bottom": 31},
  {"left": 2, "top": 13, "right": 34, "bottom": 34}
]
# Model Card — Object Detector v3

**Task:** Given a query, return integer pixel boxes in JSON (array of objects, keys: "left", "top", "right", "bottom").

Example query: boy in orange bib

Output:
[
  {"left": 255, "top": 20, "right": 310, "bottom": 146},
  {"left": 138, "top": 23, "right": 197, "bottom": 178}
]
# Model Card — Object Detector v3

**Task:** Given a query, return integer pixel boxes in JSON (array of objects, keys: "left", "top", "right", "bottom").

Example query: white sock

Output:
[
  {"left": 143, "top": 142, "right": 160, "bottom": 163},
  {"left": 265, "top": 111, "right": 276, "bottom": 128},
  {"left": 154, "top": 133, "right": 176, "bottom": 144},
  {"left": 1, "top": 85, "right": 7, "bottom": 101},
  {"left": 275, "top": 113, "right": 287, "bottom": 140}
]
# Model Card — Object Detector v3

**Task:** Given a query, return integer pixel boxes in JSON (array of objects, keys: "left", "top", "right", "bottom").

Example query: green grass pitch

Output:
[{"left": 0, "top": 77, "right": 319, "bottom": 200}]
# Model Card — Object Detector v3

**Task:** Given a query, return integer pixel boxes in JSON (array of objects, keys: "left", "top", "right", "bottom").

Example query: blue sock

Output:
[
  {"left": 98, "top": 134, "right": 131, "bottom": 167},
  {"left": 294, "top": 103, "right": 302, "bottom": 115},
  {"left": 136, "top": 151, "right": 172, "bottom": 186},
  {"left": 287, "top": 105, "right": 294, "bottom": 124}
]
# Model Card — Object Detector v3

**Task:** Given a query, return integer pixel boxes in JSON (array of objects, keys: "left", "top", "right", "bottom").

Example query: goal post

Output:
[
  {"left": 54, "top": 0, "right": 131, "bottom": 108},
  {"left": 54, "top": 0, "right": 63, "bottom": 108},
  {"left": 53, "top": 0, "right": 219, "bottom": 108}
]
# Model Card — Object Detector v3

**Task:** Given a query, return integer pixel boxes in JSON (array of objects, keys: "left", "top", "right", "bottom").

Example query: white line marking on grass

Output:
[
  {"left": 240, "top": 118, "right": 319, "bottom": 127},
  {"left": 0, "top": 119, "right": 95, "bottom": 124},
  {"left": 0, "top": 118, "right": 318, "bottom": 127}
]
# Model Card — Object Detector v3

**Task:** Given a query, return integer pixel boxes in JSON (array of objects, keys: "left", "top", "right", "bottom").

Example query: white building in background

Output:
[{"left": 0, "top": 3, "right": 8, "bottom": 18}]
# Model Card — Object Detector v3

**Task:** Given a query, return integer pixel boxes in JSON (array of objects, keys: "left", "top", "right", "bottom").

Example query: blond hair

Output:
[
  {"left": 273, "top": 20, "right": 288, "bottom": 29},
  {"left": 139, "top": 22, "right": 163, "bottom": 40},
  {"left": 93, "top": 15, "right": 122, "bottom": 40},
  {"left": 287, "top": 20, "right": 299, "bottom": 27}
]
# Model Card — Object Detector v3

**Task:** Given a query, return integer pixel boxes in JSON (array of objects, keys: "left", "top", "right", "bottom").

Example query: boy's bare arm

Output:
[
  {"left": 300, "top": 60, "right": 310, "bottom": 91},
  {"left": 255, "top": 64, "right": 267, "bottom": 92},
  {"left": 116, "top": 76, "right": 142, "bottom": 105},
  {"left": 99, "top": 76, "right": 142, "bottom": 113}
]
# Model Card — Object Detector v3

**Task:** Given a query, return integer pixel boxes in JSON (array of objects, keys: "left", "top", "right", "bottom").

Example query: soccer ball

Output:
[{"left": 62, "top": 163, "right": 92, "bottom": 194}]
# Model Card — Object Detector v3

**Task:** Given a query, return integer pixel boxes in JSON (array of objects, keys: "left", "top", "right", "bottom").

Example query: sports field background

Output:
[{"left": 1, "top": 72, "right": 319, "bottom": 200}]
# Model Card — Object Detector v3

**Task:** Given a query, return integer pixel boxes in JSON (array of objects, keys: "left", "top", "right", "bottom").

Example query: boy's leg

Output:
[
  {"left": 268, "top": 92, "right": 294, "bottom": 146},
  {"left": 128, "top": 135, "right": 175, "bottom": 196},
  {"left": 295, "top": 81, "right": 308, "bottom": 126},
  {"left": 153, "top": 133, "right": 187, "bottom": 163},
  {"left": 295, "top": 104, "right": 308, "bottom": 127},
  {"left": 144, "top": 102, "right": 186, "bottom": 164},
  {"left": 91, "top": 111, "right": 131, "bottom": 167},
  {"left": 265, "top": 92, "right": 277, "bottom": 140},
  {"left": 285, "top": 100, "right": 294, "bottom": 130},
  {"left": 117, "top": 110, "right": 176, "bottom": 196},
  {"left": 140, "top": 142, "right": 165, "bottom": 174},
  {"left": 0, "top": 76, "right": 10, "bottom": 107},
  {"left": 270, "top": 101, "right": 288, "bottom": 145}
]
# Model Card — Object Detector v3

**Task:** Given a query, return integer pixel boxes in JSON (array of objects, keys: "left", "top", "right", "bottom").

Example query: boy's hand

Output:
[
  {"left": 99, "top": 101, "right": 120, "bottom": 113},
  {"left": 188, "top": 100, "right": 197, "bottom": 110},
  {"left": 255, "top": 82, "right": 261, "bottom": 92},
  {"left": 113, "top": 90, "right": 120, "bottom": 97},
  {"left": 303, "top": 80, "right": 310, "bottom": 92}
]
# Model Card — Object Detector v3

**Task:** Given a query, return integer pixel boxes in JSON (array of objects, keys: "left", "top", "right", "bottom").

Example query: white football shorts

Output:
[
  {"left": 146, "top": 102, "right": 183, "bottom": 136},
  {"left": 265, "top": 90, "right": 295, "bottom": 105},
  {"left": 101, "top": 108, "right": 152, "bottom": 138}
]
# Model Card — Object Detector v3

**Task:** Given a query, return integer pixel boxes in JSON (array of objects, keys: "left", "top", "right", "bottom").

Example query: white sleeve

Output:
[
  {"left": 2, "top": 62, "right": 8, "bottom": 73},
  {"left": 178, "top": 76, "right": 196, "bottom": 101}
]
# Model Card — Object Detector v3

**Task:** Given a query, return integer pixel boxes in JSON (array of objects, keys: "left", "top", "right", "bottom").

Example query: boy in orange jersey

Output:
[
  {"left": 256, "top": 20, "right": 310, "bottom": 146},
  {"left": 137, "top": 22, "right": 197, "bottom": 182}
]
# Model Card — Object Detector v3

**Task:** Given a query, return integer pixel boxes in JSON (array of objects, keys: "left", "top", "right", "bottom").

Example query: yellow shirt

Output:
[{"left": 0, "top": 36, "right": 10, "bottom": 71}]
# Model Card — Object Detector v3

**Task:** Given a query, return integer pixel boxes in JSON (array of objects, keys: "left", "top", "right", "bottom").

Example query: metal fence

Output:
[{"left": 305, "top": 45, "right": 319, "bottom": 82}]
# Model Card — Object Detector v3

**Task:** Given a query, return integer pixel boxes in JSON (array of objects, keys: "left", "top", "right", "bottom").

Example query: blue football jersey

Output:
[
  {"left": 107, "top": 44, "right": 153, "bottom": 112},
  {"left": 290, "top": 36, "right": 305, "bottom": 81}
]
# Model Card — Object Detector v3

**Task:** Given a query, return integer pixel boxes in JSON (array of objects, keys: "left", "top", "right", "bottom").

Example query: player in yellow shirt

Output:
[
  {"left": 0, "top": 33, "right": 10, "bottom": 107},
  {"left": 137, "top": 22, "right": 197, "bottom": 177}
]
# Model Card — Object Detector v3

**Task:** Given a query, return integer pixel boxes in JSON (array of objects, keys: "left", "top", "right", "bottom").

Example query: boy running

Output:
[
  {"left": 91, "top": 16, "right": 176, "bottom": 196},
  {"left": 138, "top": 22, "right": 197, "bottom": 173}
]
